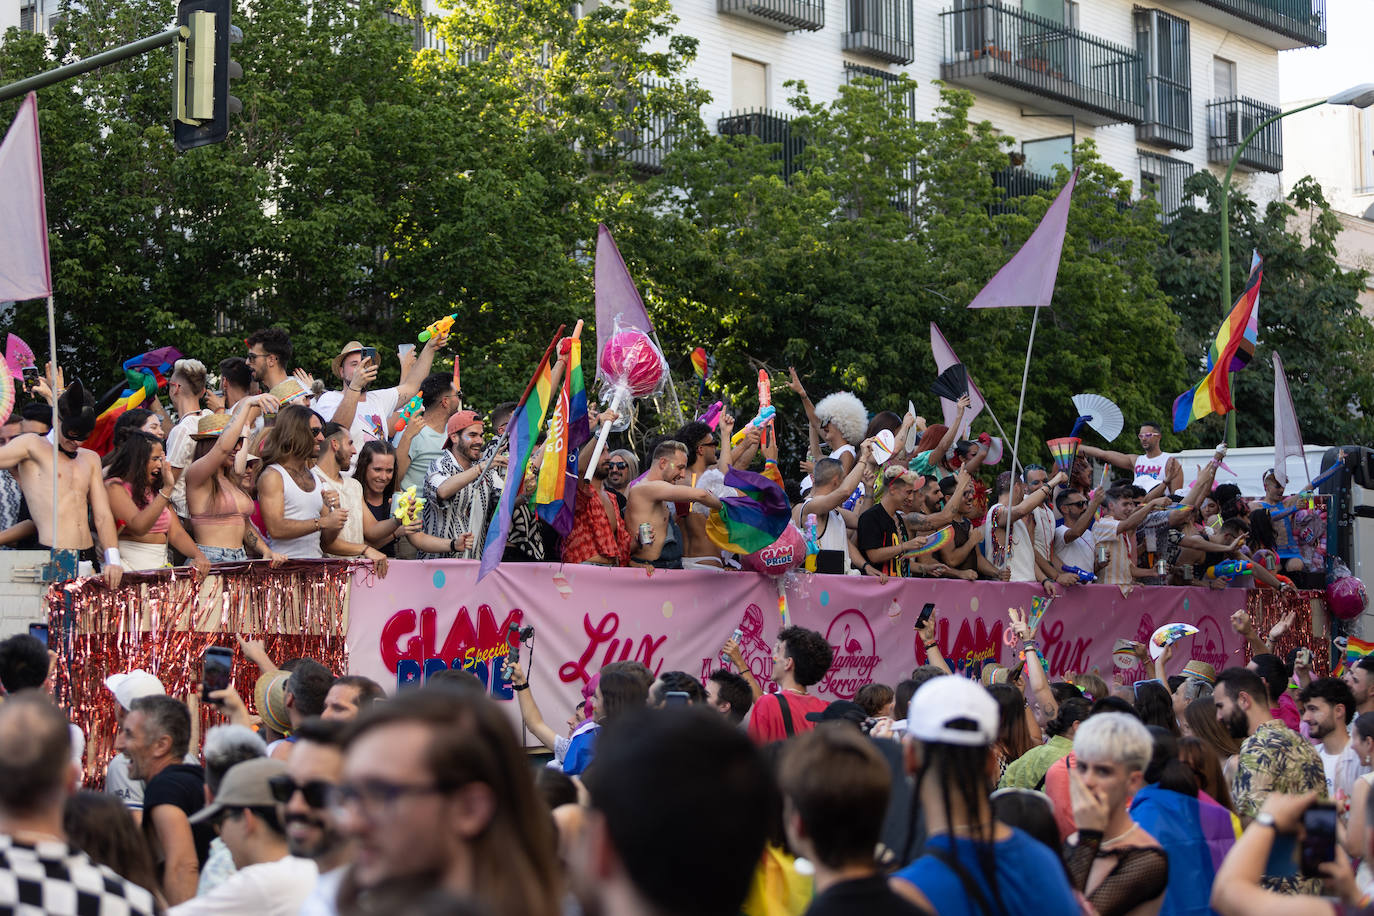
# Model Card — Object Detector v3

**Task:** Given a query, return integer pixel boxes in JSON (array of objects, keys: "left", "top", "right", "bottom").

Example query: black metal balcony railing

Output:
[
  {"left": 383, "top": 9, "right": 447, "bottom": 53},
  {"left": 1207, "top": 96, "right": 1282, "bottom": 173},
  {"left": 717, "top": 110, "right": 806, "bottom": 179},
  {"left": 613, "top": 80, "right": 681, "bottom": 174},
  {"left": 718, "top": 0, "right": 824, "bottom": 32},
  {"left": 939, "top": 4, "right": 1144, "bottom": 126},
  {"left": 1137, "top": 77, "right": 1192, "bottom": 150},
  {"left": 844, "top": 0, "right": 915, "bottom": 65},
  {"left": 989, "top": 166, "right": 1055, "bottom": 216},
  {"left": 1138, "top": 152, "right": 1194, "bottom": 224},
  {"left": 1190, "top": 0, "right": 1325, "bottom": 49}
]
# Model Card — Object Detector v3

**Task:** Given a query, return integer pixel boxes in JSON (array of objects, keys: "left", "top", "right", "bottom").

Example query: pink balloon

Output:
[
  {"left": 1327, "top": 576, "right": 1368, "bottom": 621},
  {"left": 600, "top": 330, "right": 665, "bottom": 397},
  {"left": 744, "top": 525, "right": 806, "bottom": 577}
]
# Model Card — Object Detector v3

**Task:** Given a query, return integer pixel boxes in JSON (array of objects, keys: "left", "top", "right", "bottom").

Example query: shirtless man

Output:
[
  {"left": 1079, "top": 422, "right": 1182, "bottom": 495},
  {"left": 0, "top": 381, "right": 122, "bottom": 587},
  {"left": 626, "top": 440, "right": 724, "bottom": 569}
]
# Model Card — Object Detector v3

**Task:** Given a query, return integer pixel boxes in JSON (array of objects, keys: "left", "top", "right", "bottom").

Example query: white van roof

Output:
[{"left": 1171, "top": 445, "right": 1331, "bottom": 497}]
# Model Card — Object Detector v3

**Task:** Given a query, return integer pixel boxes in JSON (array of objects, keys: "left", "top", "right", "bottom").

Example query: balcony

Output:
[
  {"left": 939, "top": 4, "right": 1144, "bottom": 127},
  {"left": 1138, "top": 151, "right": 1194, "bottom": 224},
  {"left": 1207, "top": 96, "right": 1282, "bottom": 174},
  {"left": 989, "top": 166, "right": 1055, "bottom": 215},
  {"left": 613, "top": 81, "right": 681, "bottom": 174},
  {"left": 844, "top": 0, "right": 915, "bottom": 65},
  {"left": 717, "top": 110, "right": 806, "bottom": 179},
  {"left": 1162, "top": 0, "right": 1324, "bottom": 50},
  {"left": 718, "top": 0, "right": 824, "bottom": 32},
  {"left": 382, "top": 10, "right": 447, "bottom": 53},
  {"left": 1137, "top": 77, "right": 1192, "bottom": 150}
]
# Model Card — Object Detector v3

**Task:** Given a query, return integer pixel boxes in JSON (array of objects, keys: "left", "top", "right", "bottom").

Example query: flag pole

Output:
[
  {"left": 46, "top": 294, "right": 59, "bottom": 566},
  {"left": 1005, "top": 305, "right": 1041, "bottom": 561},
  {"left": 474, "top": 324, "right": 565, "bottom": 479}
]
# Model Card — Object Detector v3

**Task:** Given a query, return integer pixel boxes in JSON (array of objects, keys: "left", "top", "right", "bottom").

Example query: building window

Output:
[
  {"left": 1135, "top": 9, "right": 1192, "bottom": 150},
  {"left": 731, "top": 55, "right": 768, "bottom": 111},
  {"left": 1139, "top": 150, "right": 1193, "bottom": 223},
  {"left": 1213, "top": 56, "right": 1236, "bottom": 98},
  {"left": 19, "top": 2, "right": 36, "bottom": 31},
  {"left": 843, "top": 63, "right": 915, "bottom": 122},
  {"left": 1022, "top": 135, "right": 1073, "bottom": 175}
]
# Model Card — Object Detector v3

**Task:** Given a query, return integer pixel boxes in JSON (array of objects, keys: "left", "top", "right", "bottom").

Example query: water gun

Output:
[
  {"left": 698, "top": 401, "right": 723, "bottom": 430},
  {"left": 393, "top": 485, "right": 426, "bottom": 526},
  {"left": 730, "top": 405, "right": 776, "bottom": 447},
  {"left": 418, "top": 313, "right": 456, "bottom": 344},
  {"left": 1206, "top": 559, "right": 1253, "bottom": 581},
  {"left": 804, "top": 513, "right": 819, "bottom": 573},
  {"left": 393, "top": 394, "right": 424, "bottom": 433},
  {"left": 757, "top": 369, "right": 774, "bottom": 448},
  {"left": 1061, "top": 565, "right": 1096, "bottom": 584}
]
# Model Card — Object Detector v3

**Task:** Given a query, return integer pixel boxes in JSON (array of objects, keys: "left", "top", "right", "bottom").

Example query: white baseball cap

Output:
[
  {"left": 906, "top": 675, "right": 999, "bottom": 747},
  {"left": 104, "top": 670, "right": 166, "bottom": 711}
]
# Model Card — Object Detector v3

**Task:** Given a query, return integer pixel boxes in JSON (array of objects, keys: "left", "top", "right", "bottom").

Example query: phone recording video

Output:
[
  {"left": 1301, "top": 802, "right": 1338, "bottom": 878},
  {"left": 202, "top": 646, "right": 234, "bottom": 703},
  {"left": 28, "top": 623, "right": 48, "bottom": 649},
  {"left": 21, "top": 365, "right": 39, "bottom": 392},
  {"left": 360, "top": 347, "right": 378, "bottom": 365},
  {"left": 915, "top": 602, "right": 936, "bottom": 629}
]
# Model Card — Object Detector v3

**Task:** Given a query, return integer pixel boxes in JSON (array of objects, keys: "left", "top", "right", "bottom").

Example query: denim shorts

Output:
[{"left": 199, "top": 545, "right": 248, "bottom": 563}]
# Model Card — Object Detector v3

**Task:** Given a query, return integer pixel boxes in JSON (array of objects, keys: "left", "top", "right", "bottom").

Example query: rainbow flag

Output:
[
  {"left": 1347, "top": 636, "right": 1374, "bottom": 665},
  {"left": 478, "top": 332, "right": 560, "bottom": 581},
  {"left": 1173, "top": 252, "right": 1262, "bottom": 431},
  {"left": 705, "top": 467, "right": 791, "bottom": 555},
  {"left": 86, "top": 369, "right": 159, "bottom": 456},
  {"left": 535, "top": 328, "right": 590, "bottom": 536},
  {"left": 902, "top": 525, "right": 954, "bottom": 558},
  {"left": 1046, "top": 437, "right": 1080, "bottom": 475}
]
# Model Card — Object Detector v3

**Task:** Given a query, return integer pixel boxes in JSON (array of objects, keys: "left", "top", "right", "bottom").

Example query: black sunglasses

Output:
[
  {"left": 269, "top": 774, "right": 333, "bottom": 808},
  {"left": 607, "top": 461, "right": 628, "bottom": 469},
  {"left": 1063, "top": 499, "right": 1088, "bottom": 509}
]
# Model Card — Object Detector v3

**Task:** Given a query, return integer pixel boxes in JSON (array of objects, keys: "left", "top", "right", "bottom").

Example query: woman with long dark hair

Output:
[
  {"left": 1185, "top": 696, "right": 1241, "bottom": 789},
  {"left": 1134, "top": 680, "right": 1181, "bottom": 736},
  {"left": 257, "top": 405, "right": 346, "bottom": 558},
  {"left": 988, "top": 682, "right": 1037, "bottom": 783},
  {"left": 892, "top": 676, "right": 1079, "bottom": 914},
  {"left": 63, "top": 790, "right": 166, "bottom": 908},
  {"left": 104, "top": 431, "right": 209, "bottom": 573}
]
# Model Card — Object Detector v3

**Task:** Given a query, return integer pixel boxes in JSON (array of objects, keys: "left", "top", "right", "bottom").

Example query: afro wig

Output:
[{"left": 813, "top": 391, "right": 868, "bottom": 445}]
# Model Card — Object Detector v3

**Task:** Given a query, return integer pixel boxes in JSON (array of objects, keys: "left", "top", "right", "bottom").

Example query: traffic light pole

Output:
[{"left": 0, "top": 26, "right": 185, "bottom": 103}]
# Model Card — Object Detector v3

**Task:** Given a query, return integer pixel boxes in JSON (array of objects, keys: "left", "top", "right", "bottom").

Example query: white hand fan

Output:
[
  {"left": 905, "top": 401, "right": 920, "bottom": 453},
  {"left": 983, "top": 437, "right": 1004, "bottom": 466},
  {"left": 1071, "top": 393, "right": 1124, "bottom": 442},
  {"left": 871, "top": 429, "right": 896, "bottom": 464}
]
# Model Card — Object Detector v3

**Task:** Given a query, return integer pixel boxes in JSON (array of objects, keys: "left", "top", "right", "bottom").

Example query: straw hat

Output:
[
  {"left": 268, "top": 377, "right": 308, "bottom": 406},
  {"left": 253, "top": 671, "right": 291, "bottom": 735},
  {"left": 191, "top": 412, "right": 233, "bottom": 439},
  {"left": 1181, "top": 660, "right": 1216, "bottom": 685},
  {"left": 330, "top": 341, "right": 366, "bottom": 378}
]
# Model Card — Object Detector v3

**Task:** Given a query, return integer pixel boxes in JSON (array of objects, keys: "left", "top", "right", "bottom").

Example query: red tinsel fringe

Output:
[{"left": 1246, "top": 589, "right": 1328, "bottom": 672}]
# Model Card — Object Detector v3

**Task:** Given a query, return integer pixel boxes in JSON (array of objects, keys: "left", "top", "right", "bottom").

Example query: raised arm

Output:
[
  {"left": 327, "top": 358, "right": 377, "bottom": 432},
  {"left": 185, "top": 394, "right": 275, "bottom": 490},
  {"left": 1078, "top": 444, "right": 1137, "bottom": 472},
  {"left": 787, "top": 367, "right": 822, "bottom": 461},
  {"left": 396, "top": 331, "right": 447, "bottom": 402},
  {"left": 1009, "top": 606, "right": 1056, "bottom": 723},
  {"left": 929, "top": 395, "right": 969, "bottom": 458},
  {"left": 507, "top": 662, "right": 560, "bottom": 752},
  {"left": 801, "top": 440, "right": 874, "bottom": 518},
  {"left": 1062, "top": 481, "right": 1109, "bottom": 544}
]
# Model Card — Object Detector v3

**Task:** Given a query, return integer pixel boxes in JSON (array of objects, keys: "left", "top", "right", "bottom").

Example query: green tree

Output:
[{"left": 1159, "top": 173, "right": 1374, "bottom": 448}]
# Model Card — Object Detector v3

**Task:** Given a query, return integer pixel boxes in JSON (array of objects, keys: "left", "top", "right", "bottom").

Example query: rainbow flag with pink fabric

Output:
[{"left": 1173, "top": 252, "right": 1262, "bottom": 431}]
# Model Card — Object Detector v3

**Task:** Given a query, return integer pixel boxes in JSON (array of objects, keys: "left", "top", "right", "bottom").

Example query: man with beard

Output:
[
  {"left": 419, "top": 410, "right": 501, "bottom": 559},
  {"left": 273, "top": 718, "right": 351, "bottom": 916},
  {"left": 0, "top": 379, "right": 122, "bottom": 587},
  {"left": 1215, "top": 667, "right": 1325, "bottom": 892},
  {"left": 625, "top": 440, "right": 722, "bottom": 569},
  {"left": 1346, "top": 656, "right": 1374, "bottom": 720},
  {"left": 1298, "top": 677, "right": 1369, "bottom": 805},
  {"left": 244, "top": 329, "right": 292, "bottom": 393},
  {"left": 605, "top": 449, "right": 637, "bottom": 512}
]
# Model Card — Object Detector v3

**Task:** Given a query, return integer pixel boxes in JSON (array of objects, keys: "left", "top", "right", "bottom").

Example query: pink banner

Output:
[{"left": 347, "top": 562, "right": 1250, "bottom": 722}]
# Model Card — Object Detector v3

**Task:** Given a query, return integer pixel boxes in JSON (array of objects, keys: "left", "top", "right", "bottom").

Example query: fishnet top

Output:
[{"left": 1065, "top": 830, "right": 1169, "bottom": 916}]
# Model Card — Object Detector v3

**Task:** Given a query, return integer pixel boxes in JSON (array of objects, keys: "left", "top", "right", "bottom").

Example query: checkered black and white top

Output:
[{"left": 0, "top": 836, "right": 158, "bottom": 916}]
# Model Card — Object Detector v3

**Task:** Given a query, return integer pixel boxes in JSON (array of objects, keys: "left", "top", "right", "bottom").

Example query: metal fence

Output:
[
  {"left": 939, "top": 3, "right": 1144, "bottom": 125},
  {"left": 1138, "top": 151, "right": 1194, "bottom": 223},
  {"left": 717, "top": 0, "right": 824, "bottom": 31},
  {"left": 1193, "top": 0, "right": 1325, "bottom": 47},
  {"left": 843, "top": 0, "right": 915, "bottom": 65},
  {"left": 989, "top": 166, "right": 1055, "bottom": 215},
  {"left": 1206, "top": 96, "right": 1282, "bottom": 173},
  {"left": 717, "top": 110, "right": 805, "bottom": 180}
]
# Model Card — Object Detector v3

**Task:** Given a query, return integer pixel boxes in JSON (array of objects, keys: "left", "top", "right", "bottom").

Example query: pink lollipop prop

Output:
[{"left": 586, "top": 326, "right": 668, "bottom": 478}]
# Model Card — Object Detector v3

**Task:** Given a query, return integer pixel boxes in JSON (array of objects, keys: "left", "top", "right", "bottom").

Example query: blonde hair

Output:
[{"left": 171, "top": 358, "right": 208, "bottom": 395}]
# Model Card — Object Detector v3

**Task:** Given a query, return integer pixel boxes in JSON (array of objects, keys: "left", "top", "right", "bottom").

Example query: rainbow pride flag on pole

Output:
[
  {"left": 705, "top": 467, "right": 791, "bottom": 555},
  {"left": 535, "top": 327, "right": 590, "bottom": 536},
  {"left": 478, "top": 329, "right": 561, "bottom": 581},
  {"left": 1173, "top": 252, "right": 1262, "bottom": 432}
]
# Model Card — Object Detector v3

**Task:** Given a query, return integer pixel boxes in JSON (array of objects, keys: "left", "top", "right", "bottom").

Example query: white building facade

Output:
[{"left": 660, "top": 0, "right": 1324, "bottom": 217}]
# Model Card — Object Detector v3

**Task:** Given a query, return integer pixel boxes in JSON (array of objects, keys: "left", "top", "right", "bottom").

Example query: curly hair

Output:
[
  {"left": 778, "top": 626, "right": 834, "bottom": 688},
  {"left": 813, "top": 392, "right": 868, "bottom": 445}
]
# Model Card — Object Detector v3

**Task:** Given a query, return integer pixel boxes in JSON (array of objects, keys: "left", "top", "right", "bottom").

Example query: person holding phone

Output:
[{"left": 315, "top": 334, "right": 448, "bottom": 466}]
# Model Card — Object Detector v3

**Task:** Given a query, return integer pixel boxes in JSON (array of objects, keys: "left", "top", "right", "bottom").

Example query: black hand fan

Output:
[{"left": 930, "top": 364, "right": 969, "bottom": 402}]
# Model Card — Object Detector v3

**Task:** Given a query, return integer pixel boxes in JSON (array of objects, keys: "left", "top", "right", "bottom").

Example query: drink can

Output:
[
  {"left": 1095, "top": 544, "right": 1109, "bottom": 565},
  {"left": 637, "top": 523, "right": 654, "bottom": 546},
  {"left": 1154, "top": 558, "right": 1167, "bottom": 576}
]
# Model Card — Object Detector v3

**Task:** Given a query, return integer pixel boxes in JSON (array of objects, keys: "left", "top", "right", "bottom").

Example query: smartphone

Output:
[
  {"left": 360, "top": 346, "right": 378, "bottom": 365},
  {"left": 1264, "top": 830, "right": 1299, "bottom": 878},
  {"left": 202, "top": 646, "right": 234, "bottom": 703},
  {"left": 28, "top": 622, "right": 48, "bottom": 649},
  {"left": 915, "top": 602, "right": 936, "bottom": 629},
  {"left": 21, "top": 365, "right": 39, "bottom": 392},
  {"left": 664, "top": 691, "right": 690, "bottom": 706},
  {"left": 397, "top": 343, "right": 415, "bottom": 360},
  {"left": 1301, "top": 802, "right": 1338, "bottom": 878}
]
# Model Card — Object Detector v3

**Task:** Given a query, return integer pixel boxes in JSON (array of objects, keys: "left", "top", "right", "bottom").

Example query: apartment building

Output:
[{"left": 664, "top": 0, "right": 1325, "bottom": 218}]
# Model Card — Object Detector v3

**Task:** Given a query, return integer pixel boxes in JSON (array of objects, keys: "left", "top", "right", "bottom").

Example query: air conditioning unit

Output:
[{"left": 1223, "top": 111, "right": 1256, "bottom": 144}]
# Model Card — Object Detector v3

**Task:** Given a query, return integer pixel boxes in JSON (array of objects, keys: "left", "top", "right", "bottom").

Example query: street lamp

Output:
[{"left": 1218, "top": 83, "right": 1374, "bottom": 447}]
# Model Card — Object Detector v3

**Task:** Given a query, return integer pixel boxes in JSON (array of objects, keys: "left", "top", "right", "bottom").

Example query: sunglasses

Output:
[
  {"left": 268, "top": 774, "right": 333, "bottom": 809},
  {"left": 607, "top": 461, "right": 628, "bottom": 470},
  {"left": 1063, "top": 500, "right": 1088, "bottom": 509}
]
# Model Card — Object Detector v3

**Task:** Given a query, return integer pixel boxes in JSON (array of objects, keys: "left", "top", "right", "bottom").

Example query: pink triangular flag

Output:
[
  {"left": 0, "top": 93, "right": 51, "bottom": 302},
  {"left": 930, "top": 322, "right": 986, "bottom": 435},
  {"left": 1272, "top": 352, "right": 1306, "bottom": 488},
  {"left": 594, "top": 224, "right": 655, "bottom": 379},
  {"left": 5, "top": 334, "right": 35, "bottom": 381},
  {"left": 968, "top": 169, "right": 1077, "bottom": 309}
]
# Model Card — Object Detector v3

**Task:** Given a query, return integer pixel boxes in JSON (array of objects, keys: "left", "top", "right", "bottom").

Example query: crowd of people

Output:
[
  {"left": 1, "top": 594, "right": 1371, "bottom": 916},
  {"left": 0, "top": 326, "right": 1332, "bottom": 588}
]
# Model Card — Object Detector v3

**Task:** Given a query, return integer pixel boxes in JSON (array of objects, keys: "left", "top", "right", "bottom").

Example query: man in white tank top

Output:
[{"left": 1079, "top": 421, "right": 1181, "bottom": 495}]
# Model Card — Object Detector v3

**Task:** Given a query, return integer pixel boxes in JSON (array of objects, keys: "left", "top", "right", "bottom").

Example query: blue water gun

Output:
[
  {"left": 392, "top": 394, "right": 423, "bottom": 433},
  {"left": 1206, "top": 559, "right": 1253, "bottom": 581},
  {"left": 1061, "top": 565, "right": 1096, "bottom": 584}
]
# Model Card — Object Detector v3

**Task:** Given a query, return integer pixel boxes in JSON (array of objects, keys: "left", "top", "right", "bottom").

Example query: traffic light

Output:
[{"left": 172, "top": 0, "right": 241, "bottom": 151}]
